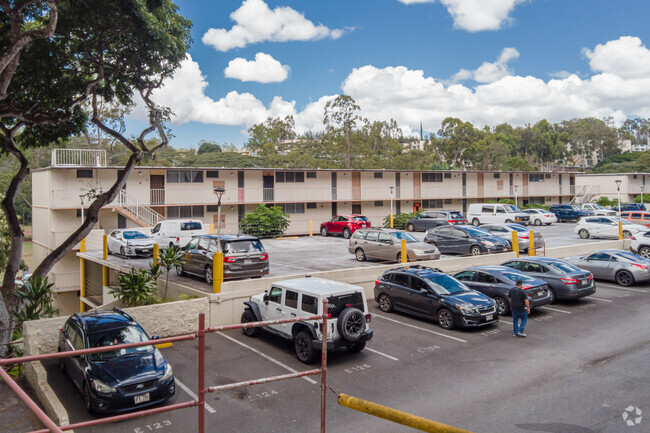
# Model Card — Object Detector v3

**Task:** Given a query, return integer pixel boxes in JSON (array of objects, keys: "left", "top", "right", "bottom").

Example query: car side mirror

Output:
[
  {"left": 263, "top": 293, "right": 269, "bottom": 304},
  {"left": 151, "top": 335, "right": 160, "bottom": 340}
]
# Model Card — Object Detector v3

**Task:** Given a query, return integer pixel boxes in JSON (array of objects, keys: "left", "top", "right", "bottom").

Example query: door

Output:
[
  {"left": 263, "top": 175, "right": 274, "bottom": 202},
  {"left": 377, "top": 232, "right": 395, "bottom": 260},
  {"left": 584, "top": 252, "right": 611, "bottom": 278},
  {"left": 409, "top": 276, "right": 437, "bottom": 318},
  {"left": 117, "top": 214, "right": 126, "bottom": 229},
  {"left": 454, "top": 270, "right": 477, "bottom": 290},
  {"left": 388, "top": 273, "right": 411, "bottom": 311},
  {"left": 150, "top": 175, "right": 165, "bottom": 205},
  {"left": 413, "top": 173, "right": 421, "bottom": 199},
  {"left": 434, "top": 227, "right": 454, "bottom": 253},
  {"left": 261, "top": 286, "right": 284, "bottom": 332},
  {"left": 183, "top": 238, "right": 201, "bottom": 273},
  {"left": 361, "top": 231, "right": 379, "bottom": 259},
  {"left": 473, "top": 271, "right": 503, "bottom": 299},
  {"left": 66, "top": 324, "right": 86, "bottom": 390},
  {"left": 196, "top": 237, "right": 211, "bottom": 276},
  {"left": 352, "top": 172, "right": 361, "bottom": 200}
]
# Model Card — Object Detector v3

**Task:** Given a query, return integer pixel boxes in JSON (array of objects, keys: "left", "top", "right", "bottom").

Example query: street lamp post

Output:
[
  {"left": 214, "top": 186, "right": 226, "bottom": 252},
  {"left": 213, "top": 186, "right": 226, "bottom": 293},
  {"left": 389, "top": 186, "right": 394, "bottom": 228},
  {"left": 513, "top": 185, "right": 518, "bottom": 208},
  {"left": 79, "top": 194, "right": 85, "bottom": 222},
  {"left": 615, "top": 180, "right": 622, "bottom": 214},
  {"left": 641, "top": 185, "right": 645, "bottom": 207}
]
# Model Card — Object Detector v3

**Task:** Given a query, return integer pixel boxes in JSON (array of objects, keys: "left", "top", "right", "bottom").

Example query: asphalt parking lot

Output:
[
  {"left": 94, "top": 222, "right": 609, "bottom": 293},
  {"left": 42, "top": 277, "right": 650, "bottom": 433}
]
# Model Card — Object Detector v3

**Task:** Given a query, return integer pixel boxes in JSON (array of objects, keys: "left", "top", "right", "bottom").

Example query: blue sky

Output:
[{"left": 127, "top": 0, "right": 650, "bottom": 149}]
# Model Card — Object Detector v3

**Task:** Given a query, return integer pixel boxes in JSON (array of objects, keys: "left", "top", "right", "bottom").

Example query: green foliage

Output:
[
  {"left": 383, "top": 212, "right": 416, "bottom": 230},
  {"left": 596, "top": 196, "right": 613, "bottom": 207},
  {"left": 148, "top": 262, "right": 163, "bottom": 283},
  {"left": 112, "top": 268, "right": 158, "bottom": 307},
  {"left": 12, "top": 276, "right": 58, "bottom": 325},
  {"left": 239, "top": 204, "right": 290, "bottom": 238},
  {"left": 487, "top": 199, "right": 516, "bottom": 205},
  {"left": 634, "top": 194, "right": 650, "bottom": 204},
  {"left": 521, "top": 203, "right": 550, "bottom": 210},
  {"left": 502, "top": 156, "right": 534, "bottom": 171},
  {"left": 197, "top": 140, "right": 222, "bottom": 154},
  {"left": 158, "top": 247, "right": 185, "bottom": 299}
]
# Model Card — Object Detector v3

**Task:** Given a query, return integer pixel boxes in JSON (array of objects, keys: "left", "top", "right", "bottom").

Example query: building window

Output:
[
  {"left": 306, "top": 202, "right": 317, "bottom": 209},
  {"left": 76, "top": 169, "right": 93, "bottom": 178},
  {"left": 206, "top": 170, "right": 219, "bottom": 178},
  {"left": 374, "top": 201, "right": 383, "bottom": 207},
  {"left": 493, "top": 173, "right": 500, "bottom": 179},
  {"left": 276, "top": 203, "right": 305, "bottom": 214},
  {"left": 168, "top": 170, "right": 203, "bottom": 183},
  {"left": 306, "top": 171, "right": 317, "bottom": 179},
  {"left": 206, "top": 205, "right": 219, "bottom": 212},
  {"left": 528, "top": 174, "right": 544, "bottom": 182},
  {"left": 545, "top": 173, "right": 551, "bottom": 179},
  {"left": 167, "top": 206, "right": 204, "bottom": 218},
  {"left": 444, "top": 173, "right": 452, "bottom": 179},
  {"left": 633, "top": 174, "right": 638, "bottom": 179},
  {"left": 529, "top": 197, "right": 545, "bottom": 204},
  {"left": 276, "top": 171, "right": 305, "bottom": 183},
  {"left": 444, "top": 199, "right": 452, "bottom": 205},
  {"left": 422, "top": 173, "right": 443, "bottom": 182},
  {"left": 422, "top": 199, "right": 443, "bottom": 208},
  {"left": 374, "top": 172, "right": 383, "bottom": 179}
]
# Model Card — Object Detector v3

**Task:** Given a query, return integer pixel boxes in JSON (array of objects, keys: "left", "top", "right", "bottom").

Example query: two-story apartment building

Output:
[{"left": 575, "top": 173, "right": 649, "bottom": 203}]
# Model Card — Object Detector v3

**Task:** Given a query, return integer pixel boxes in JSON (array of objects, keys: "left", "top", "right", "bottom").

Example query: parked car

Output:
[
  {"left": 320, "top": 214, "right": 371, "bottom": 239},
  {"left": 630, "top": 231, "right": 650, "bottom": 259},
  {"left": 467, "top": 203, "right": 530, "bottom": 226},
  {"left": 453, "top": 266, "right": 552, "bottom": 315},
  {"left": 241, "top": 277, "right": 373, "bottom": 363},
  {"left": 374, "top": 265, "right": 498, "bottom": 329},
  {"left": 424, "top": 225, "right": 510, "bottom": 256},
  {"left": 564, "top": 249, "right": 650, "bottom": 286},
  {"left": 575, "top": 217, "right": 648, "bottom": 239},
  {"left": 522, "top": 208, "right": 558, "bottom": 226},
  {"left": 58, "top": 308, "right": 175, "bottom": 414},
  {"left": 479, "top": 223, "right": 544, "bottom": 253},
  {"left": 348, "top": 228, "right": 440, "bottom": 262},
  {"left": 548, "top": 204, "right": 594, "bottom": 222},
  {"left": 617, "top": 203, "right": 647, "bottom": 213},
  {"left": 405, "top": 210, "right": 466, "bottom": 232},
  {"left": 107, "top": 229, "right": 154, "bottom": 257},
  {"left": 500, "top": 257, "right": 595, "bottom": 303},
  {"left": 176, "top": 234, "right": 269, "bottom": 283},
  {"left": 620, "top": 211, "right": 650, "bottom": 228},
  {"left": 151, "top": 219, "right": 204, "bottom": 248},
  {"left": 581, "top": 203, "right": 617, "bottom": 216}
]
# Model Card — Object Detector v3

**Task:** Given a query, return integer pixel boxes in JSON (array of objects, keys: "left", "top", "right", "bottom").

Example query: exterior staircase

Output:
[
  {"left": 570, "top": 185, "right": 594, "bottom": 205},
  {"left": 114, "top": 189, "right": 163, "bottom": 227}
]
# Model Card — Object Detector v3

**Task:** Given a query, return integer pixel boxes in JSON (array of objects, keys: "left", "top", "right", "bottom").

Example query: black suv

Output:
[
  {"left": 549, "top": 204, "right": 594, "bottom": 222},
  {"left": 618, "top": 203, "right": 647, "bottom": 212},
  {"left": 373, "top": 266, "right": 498, "bottom": 329},
  {"left": 58, "top": 308, "right": 175, "bottom": 413},
  {"left": 405, "top": 210, "right": 467, "bottom": 232}
]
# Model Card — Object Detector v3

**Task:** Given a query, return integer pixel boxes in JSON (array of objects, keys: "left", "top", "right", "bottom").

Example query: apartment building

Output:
[
  {"left": 32, "top": 149, "right": 579, "bottom": 313},
  {"left": 575, "top": 173, "right": 649, "bottom": 203}
]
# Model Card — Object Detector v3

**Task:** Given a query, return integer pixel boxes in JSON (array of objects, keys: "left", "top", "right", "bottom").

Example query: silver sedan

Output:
[
  {"left": 564, "top": 249, "right": 650, "bottom": 287},
  {"left": 107, "top": 229, "right": 155, "bottom": 257}
]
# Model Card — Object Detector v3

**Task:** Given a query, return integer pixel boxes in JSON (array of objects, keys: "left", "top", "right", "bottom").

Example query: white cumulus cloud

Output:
[
  {"left": 202, "top": 0, "right": 344, "bottom": 52},
  {"left": 583, "top": 36, "right": 650, "bottom": 79},
  {"left": 453, "top": 47, "right": 520, "bottom": 83},
  {"left": 224, "top": 53, "right": 290, "bottom": 83}
]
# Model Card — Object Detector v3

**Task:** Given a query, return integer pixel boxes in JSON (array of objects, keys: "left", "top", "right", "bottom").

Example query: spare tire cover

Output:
[{"left": 337, "top": 308, "right": 364, "bottom": 342}]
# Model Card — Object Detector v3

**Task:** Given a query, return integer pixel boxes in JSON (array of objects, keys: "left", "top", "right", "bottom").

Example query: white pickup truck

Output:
[{"left": 580, "top": 203, "right": 617, "bottom": 216}]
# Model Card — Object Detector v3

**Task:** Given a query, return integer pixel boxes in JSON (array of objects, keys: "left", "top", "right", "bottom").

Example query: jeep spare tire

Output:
[{"left": 337, "top": 307, "right": 364, "bottom": 342}]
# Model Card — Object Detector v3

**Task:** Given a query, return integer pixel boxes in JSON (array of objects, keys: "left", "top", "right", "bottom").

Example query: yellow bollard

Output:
[
  {"left": 401, "top": 239, "right": 407, "bottom": 263},
  {"left": 213, "top": 251, "right": 224, "bottom": 293},
  {"left": 390, "top": 214, "right": 394, "bottom": 228},
  {"left": 209, "top": 223, "right": 215, "bottom": 235},
  {"left": 528, "top": 230, "right": 535, "bottom": 256},
  {"left": 309, "top": 219, "right": 313, "bottom": 236},
  {"left": 102, "top": 234, "right": 108, "bottom": 260},
  {"left": 80, "top": 238, "right": 87, "bottom": 313},
  {"left": 511, "top": 231, "right": 519, "bottom": 258},
  {"left": 618, "top": 220, "right": 623, "bottom": 240},
  {"left": 153, "top": 243, "right": 159, "bottom": 266},
  {"left": 338, "top": 393, "right": 473, "bottom": 433}
]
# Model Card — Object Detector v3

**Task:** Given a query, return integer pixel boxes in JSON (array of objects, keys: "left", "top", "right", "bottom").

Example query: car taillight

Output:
[
  {"left": 560, "top": 278, "right": 579, "bottom": 284},
  {"left": 447, "top": 220, "right": 457, "bottom": 223},
  {"left": 176, "top": 237, "right": 180, "bottom": 243},
  {"left": 545, "top": 214, "right": 551, "bottom": 217},
  {"left": 632, "top": 264, "right": 648, "bottom": 270},
  {"left": 374, "top": 279, "right": 380, "bottom": 286},
  {"left": 590, "top": 274, "right": 594, "bottom": 280},
  {"left": 630, "top": 236, "right": 636, "bottom": 240},
  {"left": 523, "top": 285, "right": 532, "bottom": 290},
  {"left": 365, "top": 313, "right": 371, "bottom": 323},
  {"left": 260, "top": 253, "right": 269, "bottom": 261},
  {"left": 520, "top": 235, "right": 529, "bottom": 239},
  {"left": 223, "top": 256, "right": 236, "bottom": 263}
]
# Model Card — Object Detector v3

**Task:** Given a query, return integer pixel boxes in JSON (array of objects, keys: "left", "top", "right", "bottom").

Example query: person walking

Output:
[{"left": 509, "top": 279, "right": 530, "bottom": 338}]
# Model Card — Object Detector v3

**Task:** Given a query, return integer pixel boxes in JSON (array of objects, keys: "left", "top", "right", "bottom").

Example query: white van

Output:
[
  {"left": 467, "top": 203, "right": 530, "bottom": 226},
  {"left": 151, "top": 219, "right": 205, "bottom": 248}
]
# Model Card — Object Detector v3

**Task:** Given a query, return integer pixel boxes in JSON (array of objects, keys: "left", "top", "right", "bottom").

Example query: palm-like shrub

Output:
[
  {"left": 158, "top": 246, "right": 185, "bottom": 299},
  {"left": 112, "top": 268, "right": 157, "bottom": 307},
  {"left": 13, "top": 276, "right": 58, "bottom": 324}
]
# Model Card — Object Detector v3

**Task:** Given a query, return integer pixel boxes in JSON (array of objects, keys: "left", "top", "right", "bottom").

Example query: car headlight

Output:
[
  {"left": 92, "top": 379, "right": 116, "bottom": 394},
  {"left": 481, "top": 240, "right": 494, "bottom": 247},
  {"left": 161, "top": 362, "right": 173, "bottom": 381},
  {"left": 413, "top": 249, "right": 427, "bottom": 255},
  {"left": 456, "top": 305, "right": 477, "bottom": 315}
]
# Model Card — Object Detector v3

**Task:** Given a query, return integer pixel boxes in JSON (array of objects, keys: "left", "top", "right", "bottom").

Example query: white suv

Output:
[
  {"left": 575, "top": 217, "right": 648, "bottom": 239},
  {"left": 241, "top": 277, "right": 373, "bottom": 363}
]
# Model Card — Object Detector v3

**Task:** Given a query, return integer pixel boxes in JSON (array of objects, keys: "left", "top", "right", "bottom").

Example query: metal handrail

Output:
[
  {"left": 51, "top": 149, "right": 106, "bottom": 167},
  {"left": 117, "top": 189, "right": 164, "bottom": 227}
]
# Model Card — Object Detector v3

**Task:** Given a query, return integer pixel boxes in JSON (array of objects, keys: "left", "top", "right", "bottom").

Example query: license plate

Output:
[
  {"left": 244, "top": 259, "right": 251, "bottom": 264},
  {"left": 486, "top": 314, "right": 493, "bottom": 321},
  {"left": 538, "top": 290, "right": 544, "bottom": 297},
  {"left": 134, "top": 393, "right": 150, "bottom": 404},
  {"left": 581, "top": 279, "right": 588, "bottom": 284}
]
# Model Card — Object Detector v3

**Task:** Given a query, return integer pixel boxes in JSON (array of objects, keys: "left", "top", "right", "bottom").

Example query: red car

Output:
[{"left": 320, "top": 215, "right": 371, "bottom": 239}]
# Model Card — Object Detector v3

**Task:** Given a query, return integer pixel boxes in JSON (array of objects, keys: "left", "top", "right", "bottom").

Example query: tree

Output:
[
  {"left": 436, "top": 117, "right": 480, "bottom": 167},
  {"left": 323, "top": 95, "right": 365, "bottom": 169},
  {"left": 197, "top": 140, "right": 222, "bottom": 155},
  {"left": 13, "top": 276, "right": 58, "bottom": 325},
  {"left": 529, "top": 120, "right": 567, "bottom": 164},
  {"left": 247, "top": 116, "right": 296, "bottom": 155},
  {"left": 158, "top": 247, "right": 184, "bottom": 299},
  {"left": 112, "top": 268, "right": 158, "bottom": 307},
  {"left": 0, "top": 0, "right": 191, "bottom": 356},
  {"left": 239, "top": 204, "right": 290, "bottom": 238},
  {"left": 619, "top": 117, "right": 650, "bottom": 143}
]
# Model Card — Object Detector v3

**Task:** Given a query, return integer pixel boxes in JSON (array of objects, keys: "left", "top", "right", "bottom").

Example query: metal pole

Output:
[
  {"left": 198, "top": 313, "right": 205, "bottom": 433},
  {"left": 390, "top": 187, "right": 394, "bottom": 228},
  {"left": 321, "top": 298, "right": 328, "bottom": 433}
]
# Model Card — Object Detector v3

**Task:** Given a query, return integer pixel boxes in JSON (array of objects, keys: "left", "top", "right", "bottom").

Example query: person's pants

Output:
[{"left": 512, "top": 311, "right": 528, "bottom": 335}]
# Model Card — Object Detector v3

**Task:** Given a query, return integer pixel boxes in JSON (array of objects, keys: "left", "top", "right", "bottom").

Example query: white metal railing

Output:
[
  {"left": 116, "top": 189, "right": 164, "bottom": 227},
  {"left": 50, "top": 229, "right": 105, "bottom": 250},
  {"left": 570, "top": 185, "right": 593, "bottom": 205},
  {"left": 51, "top": 149, "right": 106, "bottom": 167},
  {"left": 51, "top": 271, "right": 81, "bottom": 291}
]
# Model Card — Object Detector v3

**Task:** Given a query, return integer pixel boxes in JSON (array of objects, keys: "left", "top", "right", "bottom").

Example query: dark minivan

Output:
[
  {"left": 405, "top": 210, "right": 467, "bottom": 232},
  {"left": 176, "top": 234, "right": 269, "bottom": 283},
  {"left": 424, "top": 225, "right": 510, "bottom": 256}
]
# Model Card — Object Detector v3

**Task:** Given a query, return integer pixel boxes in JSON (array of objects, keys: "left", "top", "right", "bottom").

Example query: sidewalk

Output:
[{"left": 0, "top": 375, "right": 44, "bottom": 433}]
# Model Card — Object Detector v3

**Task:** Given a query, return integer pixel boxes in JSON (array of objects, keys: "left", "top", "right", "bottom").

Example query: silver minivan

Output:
[{"left": 348, "top": 228, "right": 440, "bottom": 262}]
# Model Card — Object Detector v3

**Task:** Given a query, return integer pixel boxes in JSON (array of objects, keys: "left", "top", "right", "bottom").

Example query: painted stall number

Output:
[
  {"left": 344, "top": 364, "right": 371, "bottom": 374},
  {"left": 480, "top": 329, "right": 501, "bottom": 336},
  {"left": 534, "top": 315, "right": 554, "bottom": 322},
  {"left": 248, "top": 390, "right": 278, "bottom": 401},
  {"left": 579, "top": 303, "right": 596, "bottom": 309},
  {"left": 416, "top": 346, "right": 441, "bottom": 353},
  {"left": 134, "top": 420, "right": 171, "bottom": 432},
  {"left": 617, "top": 293, "right": 631, "bottom": 298}
]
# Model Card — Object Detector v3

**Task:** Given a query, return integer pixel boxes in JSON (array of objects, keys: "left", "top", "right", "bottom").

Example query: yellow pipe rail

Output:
[
  {"left": 153, "top": 243, "right": 159, "bottom": 266},
  {"left": 79, "top": 238, "right": 86, "bottom": 313},
  {"left": 528, "top": 230, "right": 535, "bottom": 256},
  {"left": 511, "top": 231, "right": 519, "bottom": 258},
  {"left": 213, "top": 252, "right": 224, "bottom": 293},
  {"left": 338, "top": 393, "right": 473, "bottom": 433},
  {"left": 618, "top": 220, "right": 623, "bottom": 240},
  {"left": 102, "top": 235, "right": 109, "bottom": 287},
  {"left": 401, "top": 239, "right": 407, "bottom": 263}
]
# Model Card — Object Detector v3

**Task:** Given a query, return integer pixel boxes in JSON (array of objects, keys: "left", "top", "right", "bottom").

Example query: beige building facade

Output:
[{"left": 574, "top": 173, "right": 649, "bottom": 203}]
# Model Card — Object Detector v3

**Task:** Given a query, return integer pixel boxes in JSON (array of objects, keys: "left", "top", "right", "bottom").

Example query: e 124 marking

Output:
[{"left": 345, "top": 364, "right": 371, "bottom": 374}]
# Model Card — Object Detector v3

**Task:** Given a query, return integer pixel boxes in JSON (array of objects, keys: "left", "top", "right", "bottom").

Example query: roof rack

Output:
[
  {"left": 112, "top": 307, "right": 134, "bottom": 321},
  {"left": 391, "top": 265, "right": 444, "bottom": 273}
]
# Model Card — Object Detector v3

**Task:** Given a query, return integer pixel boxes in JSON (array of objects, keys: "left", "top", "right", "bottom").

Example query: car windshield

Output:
[
  {"left": 122, "top": 231, "right": 150, "bottom": 240},
  {"left": 504, "top": 205, "right": 522, "bottom": 213},
  {"left": 224, "top": 240, "right": 264, "bottom": 253},
  {"left": 509, "top": 224, "right": 529, "bottom": 232},
  {"left": 87, "top": 325, "right": 152, "bottom": 361},
  {"left": 550, "top": 261, "right": 582, "bottom": 273},
  {"left": 424, "top": 274, "right": 470, "bottom": 295},
  {"left": 449, "top": 212, "right": 465, "bottom": 220},
  {"left": 463, "top": 227, "right": 492, "bottom": 237},
  {"left": 352, "top": 216, "right": 369, "bottom": 221},
  {"left": 502, "top": 271, "right": 538, "bottom": 284},
  {"left": 390, "top": 232, "right": 418, "bottom": 243}
]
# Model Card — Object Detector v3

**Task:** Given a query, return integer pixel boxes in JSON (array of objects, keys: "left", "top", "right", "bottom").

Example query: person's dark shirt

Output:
[{"left": 508, "top": 286, "right": 528, "bottom": 314}]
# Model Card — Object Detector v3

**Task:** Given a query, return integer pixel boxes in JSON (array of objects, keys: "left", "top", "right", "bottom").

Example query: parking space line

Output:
[
  {"left": 365, "top": 347, "right": 399, "bottom": 361},
  {"left": 217, "top": 332, "right": 318, "bottom": 384},
  {"left": 373, "top": 314, "right": 467, "bottom": 343},
  {"left": 539, "top": 306, "right": 571, "bottom": 314},
  {"left": 597, "top": 284, "right": 648, "bottom": 293},
  {"left": 589, "top": 296, "right": 613, "bottom": 303},
  {"left": 272, "top": 263, "right": 318, "bottom": 272},
  {"left": 499, "top": 319, "right": 513, "bottom": 324},
  {"left": 175, "top": 379, "right": 217, "bottom": 414}
]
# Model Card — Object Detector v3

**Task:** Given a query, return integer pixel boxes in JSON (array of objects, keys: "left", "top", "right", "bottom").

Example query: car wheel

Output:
[
  {"left": 578, "top": 229, "right": 590, "bottom": 239},
  {"left": 406, "top": 223, "right": 415, "bottom": 232},
  {"left": 169, "top": 242, "right": 175, "bottom": 249},
  {"left": 347, "top": 340, "right": 366, "bottom": 353},
  {"left": 337, "top": 308, "right": 365, "bottom": 342},
  {"left": 343, "top": 228, "right": 352, "bottom": 239},
  {"left": 396, "top": 252, "right": 408, "bottom": 262},
  {"left": 548, "top": 288, "right": 556, "bottom": 304},
  {"left": 623, "top": 230, "right": 632, "bottom": 239},
  {"left": 320, "top": 226, "right": 328, "bottom": 237},
  {"left": 355, "top": 248, "right": 366, "bottom": 262},
  {"left": 639, "top": 247, "right": 650, "bottom": 259},
  {"left": 83, "top": 382, "right": 95, "bottom": 414},
  {"left": 378, "top": 293, "right": 393, "bottom": 312},
  {"left": 472, "top": 218, "right": 480, "bottom": 226},
  {"left": 120, "top": 246, "right": 126, "bottom": 257},
  {"left": 205, "top": 266, "right": 213, "bottom": 285},
  {"left": 494, "top": 296, "right": 510, "bottom": 315},
  {"left": 241, "top": 309, "right": 261, "bottom": 337},
  {"left": 294, "top": 330, "right": 316, "bottom": 363},
  {"left": 505, "top": 219, "right": 513, "bottom": 224},
  {"left": 615, "top": 270, "right": 634, "bottom": 287},
  {"left": 534, "top": 219, "right": 542, "bottom": 226},
  {"left": 470, "top": 245, "right": 482, "bottom": 256},
  {"left": 437, "top": 309, "right": 455, "bottom": 330},
  {"left": 175, "top": 265, "right": 185, "bottom": 276}
]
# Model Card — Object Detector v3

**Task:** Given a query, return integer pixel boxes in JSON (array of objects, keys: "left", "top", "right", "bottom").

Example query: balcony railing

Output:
[
  {"left": 51, "top": 149, "right": 106, "bottom": 167},
  {"left": 51, "top": 271, "right": 81, "bottom": 292},
  {"left": 50, "top": 229, "right": 105, "bottom": 250}
]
